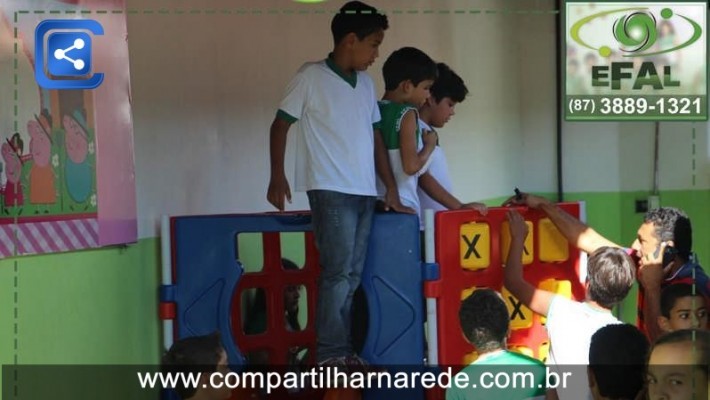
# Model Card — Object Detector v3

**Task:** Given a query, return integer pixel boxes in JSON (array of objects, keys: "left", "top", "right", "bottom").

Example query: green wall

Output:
[{"left": 0, "top": 239, "right": 161, "bottom": 366}]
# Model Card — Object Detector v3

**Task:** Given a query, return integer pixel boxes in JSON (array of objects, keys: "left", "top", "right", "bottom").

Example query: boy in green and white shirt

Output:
[{"left": 376, "top": 47, "right": 438, "bottom": 214}]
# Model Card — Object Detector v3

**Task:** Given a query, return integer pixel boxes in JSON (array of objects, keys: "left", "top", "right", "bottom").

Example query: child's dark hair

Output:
[
  {"left": 382, "top": 47, "right": 438, "bottom": 91},
  {"left": 586, "top": 247, "right": 635, "bottom": 309},
  {"left": 660, "top": 283, "right": 706, "bottom": 318},
  {"left": 458, "top": 289, "right": 509, "bottom": 353},
  {"left": 331, "top": 1, "right": 388, "bottom": 46},
  {"left": 650, "top": 329, "right": 710, "bottom": 374},
  {"left": 162, "top": 332, "right": 223, "bottom": 399},
  {"left": 430, "top": 63, "right": 468, "bottom": 103},
  {"left": 589, "top": 324, "right": 649, "bottom": 400}
]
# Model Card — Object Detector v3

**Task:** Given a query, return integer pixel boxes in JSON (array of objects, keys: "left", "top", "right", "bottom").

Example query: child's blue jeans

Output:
[{"left": 307, "top": 190, "right": 376, "bottom": 362}]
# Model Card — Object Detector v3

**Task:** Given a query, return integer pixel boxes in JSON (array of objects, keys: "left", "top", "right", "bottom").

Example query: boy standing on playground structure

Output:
[
  {"left": 417, "top": 63, "right": 488, "bottom": 223},
  {"left": 376, "top": 46, "right": 439, "bottom": 216},
  {"left": 267, "top": 1, "right": 405, "bottom": 368}
]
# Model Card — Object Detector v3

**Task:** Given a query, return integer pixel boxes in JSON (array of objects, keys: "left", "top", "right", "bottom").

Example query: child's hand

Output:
[
  {"left": 267, "top": 175, "right": 292, "bottom": 211},
  {"left": 422, "top": 130, "right": 438, "bottom": 147},
  {"left": 506, "top": 210, "right": 528, "bottom": 240},
  {"left": 461, "top": 202, "right": 488, "bottom": 215},
  {"left": 383, "top": 190, "right": 416, "bottom": 214},
  {"left": 638, "top": 242, "right": 670, "bottom": 289},
  {"left": 502, "top": 191, "right": 551, "bottom": 209}
]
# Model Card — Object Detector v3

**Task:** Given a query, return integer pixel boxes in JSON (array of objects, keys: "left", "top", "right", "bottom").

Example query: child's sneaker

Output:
[
  {"left": 342, "top": 355, "right": 369, "bottom": 374},
  {"left": 315, "top": 357, "right": 349, "bottom": 387},
  {"left": 344, "top": 354, "right": 387, "bottom": 374}
]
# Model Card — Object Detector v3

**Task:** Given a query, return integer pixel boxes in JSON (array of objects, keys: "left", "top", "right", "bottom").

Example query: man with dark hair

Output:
[
  {"left": 162, "top": 332, "right": 232, "bottom": 400},
  {"left": 588, "top": 324, "right": 649, "bottom": 400},
  {"left": 447, "top": 288, "right": 546, "bottom": 400},
  {"left": 504, "top": 193, "right": 709, "bottom": 341}
]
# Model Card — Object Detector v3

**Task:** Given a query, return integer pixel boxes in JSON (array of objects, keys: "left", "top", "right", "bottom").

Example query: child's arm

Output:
[
  {"left": 419, "top": 173, "right": 489, "bottom": 214},
  {"left": 399, "top": 111, "right": 435, "bottom": 175},
  {"left": 502, "top": 192, "right": 620, "bottom": 254},
  {"left": 418, "top": 172, "right": 462, "bottom": 209},
  {"left": 461, "top": 202, "right": 488, "bottom": 214},
  {"left": 375, "top": 128, "right": 414, "bottom": 213},
  {"left": 503, "top": 210, "right": 555, "bottom": 317},
  {"left": 267, "top": 117, "right": 292, "bottom": 211}
]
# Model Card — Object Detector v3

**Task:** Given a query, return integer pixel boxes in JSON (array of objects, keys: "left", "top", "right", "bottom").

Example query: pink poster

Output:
[{"left": 0, "top": 0, "right": 136, "bottom": 257}]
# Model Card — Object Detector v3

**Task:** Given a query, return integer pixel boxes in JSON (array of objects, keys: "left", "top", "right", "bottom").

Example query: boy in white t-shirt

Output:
[
  {"left": 503, "top": 210, "right": 636, "bottom": 399},
  {"left": 417, "top": 63, "right": 487, "bottom": 226},
  {"left": 267, "top": 1, "right": 408, "bottom": 368}
]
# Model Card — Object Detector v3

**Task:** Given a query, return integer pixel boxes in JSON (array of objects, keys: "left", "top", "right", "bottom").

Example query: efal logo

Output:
[{"left": 570, "top": 7, "right": 703, "bottom": 58}]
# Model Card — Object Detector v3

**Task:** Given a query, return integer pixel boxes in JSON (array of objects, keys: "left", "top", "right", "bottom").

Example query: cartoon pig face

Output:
[
  {"left": 28, "top": 120, "right": 51, "bottom": 166},
  {"left": 2, "top": 143, "right": 21, "bottom": 183},
  {"left": 62, "top": 115, "right": 88, "bottom": 164}
]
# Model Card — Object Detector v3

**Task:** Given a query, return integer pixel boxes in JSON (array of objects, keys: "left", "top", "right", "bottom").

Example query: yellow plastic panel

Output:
[
  {"left": 463, "top": 350, "right": 479, "bottom": 365},
  {"left": 460, "top": 222, "right": 490, "bottom": 271},
  {"left": 501, "top": 286, "right": 534, "bottom": 330},
  {"left": 538, "top": 218, "right": 569, "bottom": 262},
  {"left": 500, "top": 220, "right": 534, "bottom": 264},
  {"left": 509, "top": 346, "right": 535, "bottom": 358},
  {"left": 461, "top": 286, "right": 479, "bottom": 301}
]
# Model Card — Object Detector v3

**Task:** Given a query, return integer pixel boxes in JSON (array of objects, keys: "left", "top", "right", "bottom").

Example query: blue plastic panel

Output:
[
  {"left": 361, "top": 213, "right": 425, "bottom": 400},
  {"left": 171, "top": 213, "right": 312, "bottom": 369}
]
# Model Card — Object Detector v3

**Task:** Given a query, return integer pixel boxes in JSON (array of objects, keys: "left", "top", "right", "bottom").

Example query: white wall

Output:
[
  {"left": 127, "top": 0, "right": 561, "bottom": 238},
  {"left": 562, "top": 111, "right": 710, "bottom": 193},
  {"left": 516, "top": 7, "right": 558, "bottom": 193},
  {"left": 126, "top": 0, "right": 709, "bottom": 239}
]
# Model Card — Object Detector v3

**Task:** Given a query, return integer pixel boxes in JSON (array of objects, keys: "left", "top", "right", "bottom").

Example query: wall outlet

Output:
[{"left": 635, "top": 199, "right": 648, "bottom": 213}]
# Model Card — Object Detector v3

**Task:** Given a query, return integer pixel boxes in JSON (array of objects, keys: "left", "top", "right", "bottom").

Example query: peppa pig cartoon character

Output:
[
  {"left": 2, "top": 141, "right": 24, "bottom": 207},
  {"left": 28, "top": 112, "right": 56, "bottom": 207},
  {"left": 62, "top": 109, "right": 92, "bottom": 204}
]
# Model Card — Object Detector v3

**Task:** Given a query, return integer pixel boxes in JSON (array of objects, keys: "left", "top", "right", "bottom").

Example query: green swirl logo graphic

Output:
[
  {"left": 570, "top": 7, "right": 703, "bottom": 58},
  {"left": 613, "top": 11, "right": 657, "bottom": 53}
]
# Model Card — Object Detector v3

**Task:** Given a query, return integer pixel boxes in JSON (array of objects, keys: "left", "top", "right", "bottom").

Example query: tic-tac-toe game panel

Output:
[{"left": 425, "top": 204, "right": 585, "bottom": 369}]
